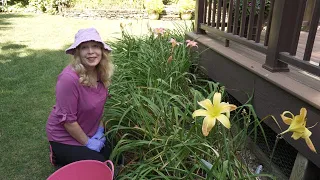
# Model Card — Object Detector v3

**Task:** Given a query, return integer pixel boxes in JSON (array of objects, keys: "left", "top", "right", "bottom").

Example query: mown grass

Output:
[{"left": 0, "top": 13, "right": 193, "bottom": 180}]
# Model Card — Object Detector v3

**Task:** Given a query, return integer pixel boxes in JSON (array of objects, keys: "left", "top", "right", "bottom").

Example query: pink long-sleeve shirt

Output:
[{"left": 46, "top": 66, "right": 108, "bottom": 146}]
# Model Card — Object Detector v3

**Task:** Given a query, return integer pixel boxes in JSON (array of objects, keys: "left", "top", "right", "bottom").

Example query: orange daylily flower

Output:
[
  {"left": 186, "top": 39, "right": 198, "bottom": 48},
  {"left": 170, "top": 38, "right": 181, "bottom": 48},
  {"left": 153, "top": 28, "right": 166, "bottom": 36}
]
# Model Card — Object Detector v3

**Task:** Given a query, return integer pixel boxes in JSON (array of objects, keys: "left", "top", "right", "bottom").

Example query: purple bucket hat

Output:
[{"left": 65, "top": 27, "right": 112, "bottom": 55}]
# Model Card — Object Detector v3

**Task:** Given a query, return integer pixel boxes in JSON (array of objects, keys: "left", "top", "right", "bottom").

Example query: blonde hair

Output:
[{"left": 70, "top": 48, "right": 114, "bottom": 88}]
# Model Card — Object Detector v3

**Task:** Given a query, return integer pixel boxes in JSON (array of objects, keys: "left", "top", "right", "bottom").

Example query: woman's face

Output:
[{"left": 79, "top": 41, "right": 103, "bottom": 70}]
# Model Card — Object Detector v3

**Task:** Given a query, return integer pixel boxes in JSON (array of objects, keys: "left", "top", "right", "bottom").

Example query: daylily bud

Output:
[{"left": 167, "top": 55, "right": 173, "bottom": 63}]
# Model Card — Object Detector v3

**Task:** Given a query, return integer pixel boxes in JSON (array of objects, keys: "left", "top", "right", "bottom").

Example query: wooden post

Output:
[
  {"left": 290, "top": 153, "right": 309, "bottom": 180},
  {"left": 195, "top": 0, "right": 206, "bottom": 34},
  {"left": 289, "top": 153, "right": 320, "bottom": 180},
  {"left": 263, "top": 0, "right": 306, "bottom": 72}
]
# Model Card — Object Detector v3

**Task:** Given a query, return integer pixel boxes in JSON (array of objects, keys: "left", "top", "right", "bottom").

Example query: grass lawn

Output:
[{"left": 0, "top": 13, "right": 193, "bottom": 179}]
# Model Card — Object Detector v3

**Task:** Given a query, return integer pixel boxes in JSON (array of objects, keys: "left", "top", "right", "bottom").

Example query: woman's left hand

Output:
[{"left": 92, "top": 126, "right": 106, "bottom": 144}]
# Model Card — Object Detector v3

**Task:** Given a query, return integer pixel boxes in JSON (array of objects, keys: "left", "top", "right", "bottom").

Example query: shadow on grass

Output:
[
  {"left": 0, "top": 41, "right": 71, "bottom": 180},
  {"left": 1, "top": 43, "right": 27, "bottom": 50},
  {"left": 0, "top": 43, "right": 27, "bottom": 64},
  {"left": 0, "top": 13, "right": 34, "bottom": 29}
]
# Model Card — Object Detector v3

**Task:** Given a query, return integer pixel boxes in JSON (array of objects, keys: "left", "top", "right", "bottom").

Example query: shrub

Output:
[
  {"left": 4, "top": 2, "right": 25, "bottom": 12},
  {"left": 144, "top": 0, "right": 164, "bottom": 14},
  {"left": 177, "top": 0, "right": 195, "bottom": 14},
  {"left": 163, "top": 0, "right": 179, "bottom": 5},
  {"left": 26, "top": 0, "right": 61, "bottom": 14}
]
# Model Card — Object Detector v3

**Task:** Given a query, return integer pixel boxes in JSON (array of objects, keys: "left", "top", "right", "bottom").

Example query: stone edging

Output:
[{"left": 60, "top": 5, "right": 190, "bottom": 20}]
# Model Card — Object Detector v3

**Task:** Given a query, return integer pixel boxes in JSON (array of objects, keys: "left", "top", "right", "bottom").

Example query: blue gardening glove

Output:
[
  {"left": 86, "top": 138, "right": 104, "bottom": 152},
  {"left": 92, "top": 126, "right": 106, "bottom": 144}
]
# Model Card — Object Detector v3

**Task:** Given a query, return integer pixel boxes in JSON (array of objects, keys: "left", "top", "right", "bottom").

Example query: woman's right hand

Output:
[{"left": 86, "top": 138, "right": 105, "bottom": 152}]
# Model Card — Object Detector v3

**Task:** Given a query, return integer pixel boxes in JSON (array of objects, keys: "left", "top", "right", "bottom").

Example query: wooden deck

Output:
[
  {"left": 187, "top": 31, "right": 320, "bottom": 174},
  {"left": 206, "top": 27, "right": 320, "bottom": 104},
  {"left": 195, "top": 1, "right": 320, "bottom": 177},
  {"left": 296, "top": 26, "right": 320, "bottom": 64},
  {"left": 259, "top": 26, "right": 320, "bottom": 64},
  {"left": 204, "top": 23, "right": 320, "bottom": 64},
  {"left": 204, "top": 29, "right": 320, "bottom": 107}
]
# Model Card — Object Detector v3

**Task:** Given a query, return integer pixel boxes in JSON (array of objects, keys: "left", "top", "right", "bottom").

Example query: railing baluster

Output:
[
  {"left": 303, "top": 0, "right": 320, "bottom": 61},
  {"left": 255, "top": 0, "right": 265, "bottom": 43},
  {"left": 233, "top": 0, "right": 240, "bottom": 35},
  {"left": 208, "top": 0, "right": 212, "bottom": 26},
  {"left": 216, "top": 0, "right": 222, "bottom": 29},
  {"left": 247, "top": 0, "right": 256, "bottom": 40},
  {"left": 264, "top": 0, "right": 274, "bottom": 46},
  {"left": 289, "top": 0, "right": 307, "bottom": 56},
  {"left": 227, "top": 0, "right": 234, "bottom": 32},
  {"left": 239, "top": 0, "right": 248, "bottom": 37},
  {"left": 195, "top": 0, "right": 206, "bottom": 34},
  {"left": 212, "top": 0, "right": 217, "bottom": 27},
  {"left": 204, "top": 0, "right": 208, "bottom": 25},
  {"left": 221, "top": 0, "right": 227, "bottom": 31},
  {"left": 226, "top": 0, "right": 234, "bottom": 47}
]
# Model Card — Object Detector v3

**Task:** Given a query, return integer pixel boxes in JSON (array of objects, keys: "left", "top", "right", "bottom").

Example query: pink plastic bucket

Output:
[{"left": 47, "top": 160, "right": 114, "bottom": 180}]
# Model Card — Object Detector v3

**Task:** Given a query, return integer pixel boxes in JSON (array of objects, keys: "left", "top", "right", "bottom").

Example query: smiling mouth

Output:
[{"left": 87, "top": 57, "right": 96, "bottom": 61}]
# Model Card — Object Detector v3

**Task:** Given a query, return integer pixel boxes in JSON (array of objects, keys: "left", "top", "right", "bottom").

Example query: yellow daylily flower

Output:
[
  {"left": 280, "top": 108, "right": 317, "bottom": 153},
  {"left": 192, "top": 92, "right": 237, "bottom": 136}
]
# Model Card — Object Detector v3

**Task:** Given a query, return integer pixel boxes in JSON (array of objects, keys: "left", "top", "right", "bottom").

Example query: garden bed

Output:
[{"left": 102, "top": 25, "right": 275, "bottom": 179}]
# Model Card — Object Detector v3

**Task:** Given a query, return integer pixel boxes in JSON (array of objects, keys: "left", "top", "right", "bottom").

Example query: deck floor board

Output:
[{"left": 206, "top": 31, "right": 320, "bottom": 92}]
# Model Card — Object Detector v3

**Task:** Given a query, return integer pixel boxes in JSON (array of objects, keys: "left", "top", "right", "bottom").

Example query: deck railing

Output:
[{"left": 195, "top": 0, "right": 320, "bottom": 76}]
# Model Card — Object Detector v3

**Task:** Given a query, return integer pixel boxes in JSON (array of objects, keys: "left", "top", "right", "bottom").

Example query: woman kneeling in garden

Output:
[{"left": 46, "top": 27, "right": 114, "bottom": 166}]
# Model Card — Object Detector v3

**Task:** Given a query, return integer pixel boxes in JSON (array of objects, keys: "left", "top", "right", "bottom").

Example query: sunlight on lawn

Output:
[{"left": 1, "top": 13, "right": 193, "bottom": 51}]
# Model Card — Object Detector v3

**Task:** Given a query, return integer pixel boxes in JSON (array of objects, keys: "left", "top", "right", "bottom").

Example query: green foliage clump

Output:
[
  {"left": 103, "top": 24, "right": 275, "bottom": 179},
  {"left": 144, "top": 0, "right": 164, "bottom": 14},
  {"left": 28, "top": 0, "right": 51, "bottom": 13},
  {"left": 163, "top": 0, "right": 179, "bottom": 5},
  {"left": 2, "top": 2, "right": 24, "bottom": 12},
  {"left": 237, "top": 0, "right": 271, "bottom": 19},
  {"left": 178, "top": 0, "right": 195, "bottom": 13},
  {"left": 24, "top": 0, "right": 72, "bottom": 14},
  {"left": 6, "top": 0, "right": 28, "bottom": 6}
]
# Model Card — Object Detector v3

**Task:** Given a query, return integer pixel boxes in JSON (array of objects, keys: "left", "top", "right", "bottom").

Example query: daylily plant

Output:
[
  {"left": 279, "top": 108, "right": 317, "bottom": 153},
  {"left": 192, "top": 92, "right": 237, "bottom": 136}
]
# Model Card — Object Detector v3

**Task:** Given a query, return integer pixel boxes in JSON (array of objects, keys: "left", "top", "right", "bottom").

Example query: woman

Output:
[{"left": 46, "top": 27, "right": 114, "bottom": 166}]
